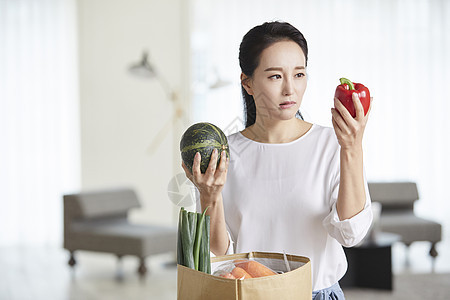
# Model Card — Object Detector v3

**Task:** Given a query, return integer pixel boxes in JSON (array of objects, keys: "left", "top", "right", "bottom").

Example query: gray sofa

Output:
[
  {"left": 368, "top": 182, "right": 442, "bottom": 267},
  {"left": 63, "top": 188, "right": 177, "bottom": 276}
]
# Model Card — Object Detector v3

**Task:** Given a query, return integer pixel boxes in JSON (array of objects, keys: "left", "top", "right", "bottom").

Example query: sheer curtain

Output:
[
  {"left": 0, "top": 0, "right": 80, "bottom": 246},
  {"left": 190, "top": 0, "right": 450, "bottom": 234}
]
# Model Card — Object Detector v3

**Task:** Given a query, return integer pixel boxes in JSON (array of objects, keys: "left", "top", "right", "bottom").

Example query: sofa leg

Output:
[
  {"left": 429, "top": 242, "right": 438, "bottom": 258},
  {"left": 430, "top": 243, "right": 438, "bottom": 272},
  {"left": 137, "top": 257, "right": 147, "bottom": 278},
  {"left": 404, "top": 243, "right": 411, "bottom": 267},
  {"left": 68, "top": 251, "right": 76, "bottom": 267},
  {"left": 116, "top": 255, "right": 124, "bottom": 280}
]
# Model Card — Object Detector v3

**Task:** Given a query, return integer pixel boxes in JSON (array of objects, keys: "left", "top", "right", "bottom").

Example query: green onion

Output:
[
  {"left": 194, "top": 207, "right": 208, "bottom": 271},
  {"left": 177, "top": 207, "right": 184, "bottom": 266},
  {"left": 180, "top": 210, "right": 196, "bottom": 269},
  {"left": 203, "top": 215, "right": 211, "bottom": 274},
  {"left": 177, "top": 207, "right": 211, "bottom": 274}
]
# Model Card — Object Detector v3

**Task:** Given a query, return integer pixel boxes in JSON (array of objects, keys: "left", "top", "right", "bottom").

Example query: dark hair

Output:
[{"left": 239, "top": 21, "right": 308, "bottom": 128}]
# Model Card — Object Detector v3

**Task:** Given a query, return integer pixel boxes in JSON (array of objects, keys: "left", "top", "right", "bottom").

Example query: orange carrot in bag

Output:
[
  {"left": 219, "top": 272, "right": 236, "bottom": 279},
  {"left": 231, "top": 267, "right": 253, "bottom": 279},
  {"left": 234, "top": 260, "right": 277, "bottom": 277}
]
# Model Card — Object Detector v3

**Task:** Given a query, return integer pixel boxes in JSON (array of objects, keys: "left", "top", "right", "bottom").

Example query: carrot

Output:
[
  {"left": 234, "top": 260, "right": 277, "bottom": 278},
  {"left": 231, "top": 267, "right": 253, "bottom": 279},
  {"left": 219, "top": 272, "right": 236, "bottom": 279}
]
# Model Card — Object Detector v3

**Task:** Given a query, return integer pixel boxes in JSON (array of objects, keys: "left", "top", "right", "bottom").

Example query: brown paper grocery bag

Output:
[{"left": 177, "top": 251, "right": 311, "bottom": 300}]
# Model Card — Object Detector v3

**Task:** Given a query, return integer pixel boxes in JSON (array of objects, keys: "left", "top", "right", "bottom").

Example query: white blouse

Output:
[{"left": 196, "top": 123, "right": 373, "bottom": 291}]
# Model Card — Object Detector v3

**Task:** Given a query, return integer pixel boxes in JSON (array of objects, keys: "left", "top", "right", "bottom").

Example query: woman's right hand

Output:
[{"left": 182, "top": 149, "right": 229, "bottom": 203}]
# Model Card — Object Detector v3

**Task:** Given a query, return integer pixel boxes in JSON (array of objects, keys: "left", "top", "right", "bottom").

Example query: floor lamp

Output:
[
  {"left": 128, "top": 50, "right": 230, "bottom": 218},
  {"left": 128, "top": 50, "right": 188, "bottom": 227},
  {"left": 128, "top": 51, "right": 186, "bottom": 154}
]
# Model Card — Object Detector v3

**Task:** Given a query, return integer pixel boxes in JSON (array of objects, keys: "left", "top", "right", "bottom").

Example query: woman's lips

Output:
[{"left": 279, "top": 101, "right": 296, "bottom": 109}]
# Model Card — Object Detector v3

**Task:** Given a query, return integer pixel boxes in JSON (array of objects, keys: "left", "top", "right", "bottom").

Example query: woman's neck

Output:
[{"left": 241, "top": 118, "right": 312, "bottom": 144}]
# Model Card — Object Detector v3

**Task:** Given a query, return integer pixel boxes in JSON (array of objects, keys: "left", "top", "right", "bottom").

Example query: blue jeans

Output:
[{"left": 312, "top": 283, "right": 345, "bottom": 300}]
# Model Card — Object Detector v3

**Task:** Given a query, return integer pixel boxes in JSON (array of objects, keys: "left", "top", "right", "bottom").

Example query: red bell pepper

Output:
[{"left": 334, "top": 77, "right": 370, "bottom": 118}]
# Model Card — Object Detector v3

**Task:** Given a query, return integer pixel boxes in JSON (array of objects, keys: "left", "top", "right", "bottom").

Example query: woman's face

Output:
[{"left": 243, "top": 40, "right": 307, "bottom": 122}]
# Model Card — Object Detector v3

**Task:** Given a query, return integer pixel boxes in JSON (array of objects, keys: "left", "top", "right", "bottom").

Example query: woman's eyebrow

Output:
[{"left": 264, "top": 66, "right": 305, "bottom": 72}]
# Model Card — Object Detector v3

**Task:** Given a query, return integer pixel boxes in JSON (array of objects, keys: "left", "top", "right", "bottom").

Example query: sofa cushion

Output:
[
  {"left": 66, "top": 218, "right": 177, "bottom": 256},
  {"left": 380, "top": 212, "right": 442, "bottom": 244}
]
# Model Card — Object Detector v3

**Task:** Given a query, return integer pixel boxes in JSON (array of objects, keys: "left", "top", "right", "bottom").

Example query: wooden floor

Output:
[
  {"left": 0, "top": 247, "right": 177, "bottom": 300},
  {"left": 1, "top": 237, "right": 449, "bottom": 300}
]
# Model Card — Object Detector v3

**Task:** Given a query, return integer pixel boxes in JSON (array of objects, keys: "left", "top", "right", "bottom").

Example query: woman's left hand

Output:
[{"left": 331, "top": 93, "right": 372, "bottom": 151}]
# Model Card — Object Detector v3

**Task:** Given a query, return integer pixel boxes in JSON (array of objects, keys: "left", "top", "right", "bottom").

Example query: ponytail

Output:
[{"left": 242, "top": 86, "right": 256, "bottom": 128}]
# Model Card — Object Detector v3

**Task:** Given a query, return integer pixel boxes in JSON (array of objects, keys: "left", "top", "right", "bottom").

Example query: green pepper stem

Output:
[{"left": 339, "top": 78, "right": 355, "bottom": 91}]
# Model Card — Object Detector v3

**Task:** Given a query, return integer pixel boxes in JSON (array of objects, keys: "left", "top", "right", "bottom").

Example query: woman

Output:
[{"left": 182, "top": 21, "right": 373, "bottom": 299}]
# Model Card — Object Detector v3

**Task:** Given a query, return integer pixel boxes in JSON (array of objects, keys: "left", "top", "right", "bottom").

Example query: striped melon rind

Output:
[{"left": 180, "top": 122, "right": 230, "bottom": 174}]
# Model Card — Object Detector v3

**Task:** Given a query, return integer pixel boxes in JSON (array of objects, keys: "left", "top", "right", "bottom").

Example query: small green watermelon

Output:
[{"left": 180, "top": 122, "right": 230, "bottom": 174}]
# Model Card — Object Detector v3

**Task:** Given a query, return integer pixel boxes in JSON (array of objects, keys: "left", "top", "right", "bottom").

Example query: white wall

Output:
[
  {"left": 0, "top": 0, "right": 80, "bottom": 246},
  {"left": 190, "top": 0, "right": 450, "bottom": 238},
  {"left": 77, "top": 0, "right": 190, "bottom": 226}
]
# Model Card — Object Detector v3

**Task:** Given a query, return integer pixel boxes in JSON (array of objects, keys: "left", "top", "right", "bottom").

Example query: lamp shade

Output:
[{"left": 128, "top": 51, "right": 156, "bottom": 78}]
